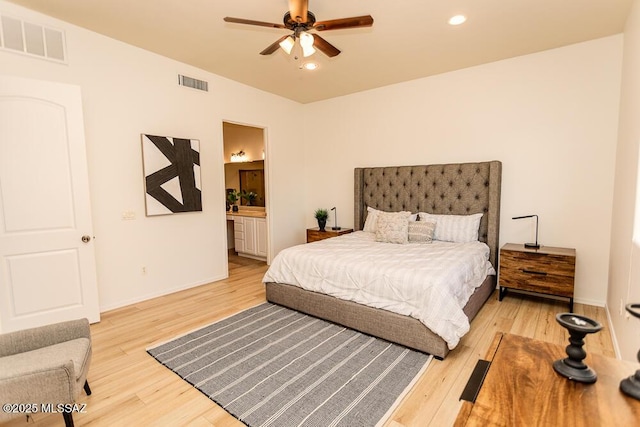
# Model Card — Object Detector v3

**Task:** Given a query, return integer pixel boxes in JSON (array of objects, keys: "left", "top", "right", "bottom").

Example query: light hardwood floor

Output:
[{"left": 5, "top": 254, "right": 615, "bottom": 427}]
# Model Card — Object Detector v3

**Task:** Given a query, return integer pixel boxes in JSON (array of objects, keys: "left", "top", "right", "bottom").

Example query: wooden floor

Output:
[{"left": 5, "top": 253, "right": 615, "bottom": 427}]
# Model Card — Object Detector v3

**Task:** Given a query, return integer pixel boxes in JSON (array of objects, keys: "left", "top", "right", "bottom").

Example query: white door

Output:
[{"left": 0, "top": 75, "right": 100, "bottom": 332}]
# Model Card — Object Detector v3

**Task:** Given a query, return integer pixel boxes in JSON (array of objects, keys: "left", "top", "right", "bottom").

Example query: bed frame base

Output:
[{"left": 265, "top": 275, "right": 495, "bottom": 359}]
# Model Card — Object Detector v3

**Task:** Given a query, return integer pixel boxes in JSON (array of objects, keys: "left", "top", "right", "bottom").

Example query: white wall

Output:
[
  {"left": 303, "top": 36, "right": 623, "bottom": 307},
  {"left": 609, "top": 0, "right": 640, "bottom": 362},
  {"left": 0, "top": 1, "right": 307, "bottom": 311}
]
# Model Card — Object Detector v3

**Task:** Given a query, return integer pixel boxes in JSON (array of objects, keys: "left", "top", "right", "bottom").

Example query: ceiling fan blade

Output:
[
  {"left": 260, "top": 35, "right": 290, "bottom": 55},
  {"left": 313, "top": 34, "right": 341, "bottom": 58},
  {"left": 314, "top": 15, "right": 374, "bottom": 31},
  {"left": 288, "top": 0, "right": 309, "bottom": 24},
  {"left": 224, "top": 17, "right": 286, "bottom": 29}
]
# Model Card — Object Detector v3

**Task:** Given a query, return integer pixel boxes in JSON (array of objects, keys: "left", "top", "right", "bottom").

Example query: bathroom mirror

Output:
[{"left": 239, "top": 168, "right": 265, "bottom": 206}]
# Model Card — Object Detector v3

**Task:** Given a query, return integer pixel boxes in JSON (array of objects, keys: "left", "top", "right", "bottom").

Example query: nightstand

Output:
[
  {"left": 306, "top": 227, "right": 353, "bottom": 243},
  {"left": 499, "top": 243, "right": 576, "bottom": 311}
]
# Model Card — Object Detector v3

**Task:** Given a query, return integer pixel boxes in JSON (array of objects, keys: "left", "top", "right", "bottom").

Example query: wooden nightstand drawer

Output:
[
  {"left": 500, "top": 250, "right": 575, "bottom": 278},
  {"left": 499, "top": 267, "right": 574, "bottom": 297},
  {"left": 306, "top": 227, "right": 353, "bottom": 243},
  {"left": 499, "top": 243, "right": 576, "bottom": 311}
]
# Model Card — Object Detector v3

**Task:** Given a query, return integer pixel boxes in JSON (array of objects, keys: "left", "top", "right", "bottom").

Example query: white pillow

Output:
[
  {"left": 364, "top": 206, "right": 417, "bottom": 232},
  {"left": 408, "top": 219, "right": 436, "bottom": 243},
  {"left": 375, "top": 211, "right": 411, "bottom": 244},
  {"left": 363, "top": 206, "right": 381, "bottom": 232},
  {"left": 419, "top": 212, "right": 483, "bottom": 243}
]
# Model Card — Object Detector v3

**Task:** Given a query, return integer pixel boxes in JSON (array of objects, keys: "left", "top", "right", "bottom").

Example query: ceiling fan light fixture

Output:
[
  {"left": 225, "top": 4, "right": 372, "bottom": 60},
  {"left": 302, "top": 45, "right": 316, "bottom": 57},
  {"left": 448, "top": 15, "right": 467, "bottom": 26},
  {"left": 279, "top": 35, "right": 295, "bottom": 54},
  {"left": 300, "top": 32, "right": 316, "bottom": 57}
]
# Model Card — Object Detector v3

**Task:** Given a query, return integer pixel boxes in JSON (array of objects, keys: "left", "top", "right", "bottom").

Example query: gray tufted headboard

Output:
[{"left": 354, "top": 161, "right": 502, "bottom": 267}]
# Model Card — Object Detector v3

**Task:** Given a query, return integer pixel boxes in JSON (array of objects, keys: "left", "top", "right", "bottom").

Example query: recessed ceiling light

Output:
[
  {"left": 448, "top": 15, "right": 467, "bottom": 26},
  {"left": 302, "top": 62, "right": 318, "bottom": 70}
]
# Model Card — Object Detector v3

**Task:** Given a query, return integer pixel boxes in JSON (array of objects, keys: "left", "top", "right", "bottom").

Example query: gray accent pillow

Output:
[{"left": 408, "top": 220, "right": 436, "bottom": 243}]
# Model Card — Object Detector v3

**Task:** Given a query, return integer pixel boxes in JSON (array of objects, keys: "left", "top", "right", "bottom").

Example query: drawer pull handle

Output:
[{"left": 522, "top": 269, "right": 547, "bottom": 276}]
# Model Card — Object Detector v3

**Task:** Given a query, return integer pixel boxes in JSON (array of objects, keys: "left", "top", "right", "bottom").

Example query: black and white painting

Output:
[{"left": 142, "top": 134, "right": 202, "bottom": 216}]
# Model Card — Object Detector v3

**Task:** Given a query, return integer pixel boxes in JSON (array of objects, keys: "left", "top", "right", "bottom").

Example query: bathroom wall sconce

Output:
[{"left": 230, "top": 150, "right": 248, "bottom": 163}]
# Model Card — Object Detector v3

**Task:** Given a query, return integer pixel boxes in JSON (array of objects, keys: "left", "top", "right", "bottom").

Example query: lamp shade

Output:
[
  {"left": 279, "top": 36, "right": 295, "bottom": 54},
  {"left": 300, "top": 32, "right": 316, "bottom": 57}
]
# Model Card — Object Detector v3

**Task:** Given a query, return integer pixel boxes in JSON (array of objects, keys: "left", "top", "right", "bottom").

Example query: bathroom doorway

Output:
[{"left": 222, "top": 121, "right": 268, "bottom": 270}]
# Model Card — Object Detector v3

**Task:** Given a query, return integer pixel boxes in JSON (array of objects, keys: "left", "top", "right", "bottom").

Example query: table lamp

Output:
[
  {"left": 331, "top": 206, "right": 341, "bottom": 230},
  {"left": 512, "top": 214, "right": 540, "bottom": 249}
]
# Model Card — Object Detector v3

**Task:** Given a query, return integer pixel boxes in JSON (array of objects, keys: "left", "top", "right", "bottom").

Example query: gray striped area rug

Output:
[{"left": 147, "top": 303, "right": 432, "bottom": 427}]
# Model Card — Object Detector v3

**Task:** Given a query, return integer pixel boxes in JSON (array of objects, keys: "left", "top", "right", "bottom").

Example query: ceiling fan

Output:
[{"left": 223, "top": 0, "right": 373, "bottom": 58}]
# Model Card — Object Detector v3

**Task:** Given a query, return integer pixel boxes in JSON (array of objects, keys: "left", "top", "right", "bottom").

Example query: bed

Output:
[{"left": 264, "top": 161, "right": 502, "bottom": 359}]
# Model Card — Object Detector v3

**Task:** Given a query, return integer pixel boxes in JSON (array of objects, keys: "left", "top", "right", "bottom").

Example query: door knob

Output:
[{"left": 81, "top": 235, "right": 92, "bottom": 243}]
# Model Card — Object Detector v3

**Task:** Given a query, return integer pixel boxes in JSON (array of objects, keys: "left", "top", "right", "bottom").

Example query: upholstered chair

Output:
[{"left": 0, "top": 318, "right": 92, "bottom": 427}]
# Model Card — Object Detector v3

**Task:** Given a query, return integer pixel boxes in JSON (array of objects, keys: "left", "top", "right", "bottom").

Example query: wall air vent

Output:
[
  {"left": 178, "top": 74, "right": 208, "bottom": 92},
  {"left": 0, "top": 14, "right": 66, "bottom": 63}
]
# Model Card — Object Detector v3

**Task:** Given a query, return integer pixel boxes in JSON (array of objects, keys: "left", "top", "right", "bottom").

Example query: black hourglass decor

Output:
[
  {"left": 620, "top": 303, "right": 640, "bottom": 400},
  {"left": 553, "top": 313, "right": 603, "bottom": 383}
]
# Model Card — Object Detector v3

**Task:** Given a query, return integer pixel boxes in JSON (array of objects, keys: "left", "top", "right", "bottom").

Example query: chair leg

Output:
[
  {"left": 63, "top": 412, "right": 74, "bottom": 427},
  {"left": 84, "top": 380, "right": 92, "bottom": 396}
]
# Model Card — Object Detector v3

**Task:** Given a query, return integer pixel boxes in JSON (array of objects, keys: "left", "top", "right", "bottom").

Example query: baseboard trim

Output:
[
  {"left": 574, "top": 297, "right": 606, "bottom": 307},
  {"left": 98, "top": 274, "right": 227, "bottom": 313},
  {"left": 605, "top": 303, "right": 622, "bottom": 359}
]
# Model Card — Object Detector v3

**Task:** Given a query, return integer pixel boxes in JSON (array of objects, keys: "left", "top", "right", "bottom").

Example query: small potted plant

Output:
[
  {"left": 314, "top": 208, "right": 329, "bottom": 231},
  {"left": 227, "top": 190, "right": 239, "bottom": 212},
  {"left": 240, "top": 190, "right": 258, "bottom": 206}
]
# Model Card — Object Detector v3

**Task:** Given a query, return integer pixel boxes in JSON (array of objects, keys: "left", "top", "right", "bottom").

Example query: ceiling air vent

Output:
[
  {"left": 178, "top": 74, "right": 208, "bottom": 92},
  {"left": 0, "top": 14, "right": 66, "bottom": 63}
]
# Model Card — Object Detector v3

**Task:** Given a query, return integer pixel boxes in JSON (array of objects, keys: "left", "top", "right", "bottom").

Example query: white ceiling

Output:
[{"left": 6, "top": 0, "right": 634, "bottom": 104}]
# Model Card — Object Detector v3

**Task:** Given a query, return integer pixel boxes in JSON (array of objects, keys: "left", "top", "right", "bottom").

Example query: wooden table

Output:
[{"left": 455, "top": 333, "right": 640, "bottom": 426}]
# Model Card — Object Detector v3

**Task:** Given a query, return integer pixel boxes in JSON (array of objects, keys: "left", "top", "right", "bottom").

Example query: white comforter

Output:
[{"left": 262, "top": 231, "right": 495, "bottom": 349}]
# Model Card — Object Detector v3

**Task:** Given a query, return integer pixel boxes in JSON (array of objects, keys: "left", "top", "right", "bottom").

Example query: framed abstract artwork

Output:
[{"left": 141, "top": 134, "right": 202, "bottom": 216}]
